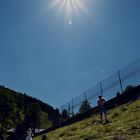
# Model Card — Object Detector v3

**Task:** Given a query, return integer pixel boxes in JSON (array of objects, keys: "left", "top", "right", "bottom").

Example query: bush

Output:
[
  {"left": 112, "top": 135, "right": 126, "bottom": 140},
  {"left": 112, "top": 112, "right": 119, "bottom": 118},
  {"left": 42, "top": 135, "right": 47, "bottom": 140}
]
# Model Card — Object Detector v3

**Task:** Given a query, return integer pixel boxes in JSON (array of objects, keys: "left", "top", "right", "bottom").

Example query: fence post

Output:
[
  {"left": 84, "top": 91, "right": 87, "bottom": 101},
  {"left": 117, "top": 70, "right": 123, "bottom": 93},
  {"left": 100, "top": 81, "right": 103, "bottom": 97},
  {"left": 68, "top": 104, "right": 70, "bottom": 119},
  {"left": 61, "top": 105, "right": 63, "bottom": 114},
  {"left": 71, "top": 99, "right": 74, "bottom": 117}
]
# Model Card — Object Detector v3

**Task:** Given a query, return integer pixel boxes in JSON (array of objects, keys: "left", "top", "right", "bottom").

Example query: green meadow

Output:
[{"left": 34, "top": 98, "right": 140, "bottom": 140}]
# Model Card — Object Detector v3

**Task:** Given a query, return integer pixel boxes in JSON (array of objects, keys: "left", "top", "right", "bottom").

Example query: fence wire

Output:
[{"left": 59, "top": 58, "right": 140, "bottom": 117}]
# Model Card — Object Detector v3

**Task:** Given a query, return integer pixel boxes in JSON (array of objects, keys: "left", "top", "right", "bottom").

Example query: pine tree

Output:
[{"left": 79, "top": 99, "right": 91, "bottom": 114}]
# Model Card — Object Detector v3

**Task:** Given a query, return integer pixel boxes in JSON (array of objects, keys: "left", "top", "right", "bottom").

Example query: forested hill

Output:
[{"left": 0, "top": 85, "right": 59, "bottom": 139}]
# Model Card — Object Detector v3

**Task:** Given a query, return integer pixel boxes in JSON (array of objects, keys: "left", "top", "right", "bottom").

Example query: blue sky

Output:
[{"left": 0, "top": 0, "right": 140, "bottom": 108}]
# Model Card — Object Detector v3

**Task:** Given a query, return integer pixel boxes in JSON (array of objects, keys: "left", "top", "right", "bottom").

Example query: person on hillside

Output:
[
  {"left": 25, "top": 128, "right": 34, "bottom": 140},
  {"left": 97, "top": 96, "right": 109, "bottom": 124}
]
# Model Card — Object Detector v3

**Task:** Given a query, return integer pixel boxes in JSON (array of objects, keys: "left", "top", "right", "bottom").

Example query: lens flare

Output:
[{"left": 48, "top": 0, "right": 89, "bottom": 25}]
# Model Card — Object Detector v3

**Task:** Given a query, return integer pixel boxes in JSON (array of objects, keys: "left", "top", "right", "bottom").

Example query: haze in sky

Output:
[{"left": 0, "top": 0, "right": 140, "bottom": 108}]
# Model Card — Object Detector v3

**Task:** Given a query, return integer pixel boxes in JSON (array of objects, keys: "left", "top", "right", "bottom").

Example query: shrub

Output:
[
  {"left": 112, "top": 112, "right": 119, "bottom": 118},
  {"left": 42, "top": 135, "right": 47, "bottom": 140}
]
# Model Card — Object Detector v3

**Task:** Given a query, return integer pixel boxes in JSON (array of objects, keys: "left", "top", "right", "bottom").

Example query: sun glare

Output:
[{"left": 48, "top": 0, "right": 88, "bottom": 25}]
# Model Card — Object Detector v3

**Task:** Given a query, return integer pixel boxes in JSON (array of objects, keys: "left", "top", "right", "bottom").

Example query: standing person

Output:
[
  {"left": 97, "top": 96, "right": 109, "bottom": 124},
  {"left": 25, "top": 128, "right": 34, "bottom": 140}
]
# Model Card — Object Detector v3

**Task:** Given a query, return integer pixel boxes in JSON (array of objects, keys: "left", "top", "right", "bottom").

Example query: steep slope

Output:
[{"left": 34, "top": 98, "right": 140, "bottom": 140}]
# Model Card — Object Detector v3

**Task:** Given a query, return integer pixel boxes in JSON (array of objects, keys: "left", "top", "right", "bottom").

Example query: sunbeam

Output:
[{"left": 48, "top": 0, "right": 89, "bottom": 25}]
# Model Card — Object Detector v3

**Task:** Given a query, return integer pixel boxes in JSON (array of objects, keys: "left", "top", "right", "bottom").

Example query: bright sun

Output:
[{"left": 48, "top": 0, "right": 88, "bottom": 25}]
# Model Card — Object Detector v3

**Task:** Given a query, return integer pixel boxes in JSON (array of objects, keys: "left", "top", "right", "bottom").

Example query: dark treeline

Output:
[{"left": 0, "top": 85, "right": 60, "bottom": 140}]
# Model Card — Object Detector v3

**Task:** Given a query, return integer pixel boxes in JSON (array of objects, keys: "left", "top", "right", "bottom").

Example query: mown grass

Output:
[{"left": 34, "top": 98, "right": 140, "bottom": 140}]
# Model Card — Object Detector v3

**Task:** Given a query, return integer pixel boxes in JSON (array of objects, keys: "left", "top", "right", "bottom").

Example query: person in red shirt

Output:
[{"left": 97, "top": 96, "right": 109, "bottom": 124}]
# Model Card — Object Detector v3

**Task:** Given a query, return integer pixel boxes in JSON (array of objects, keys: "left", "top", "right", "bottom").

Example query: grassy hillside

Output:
[{"left": 34, "top": 98, "right": 140, "bottom": 140}]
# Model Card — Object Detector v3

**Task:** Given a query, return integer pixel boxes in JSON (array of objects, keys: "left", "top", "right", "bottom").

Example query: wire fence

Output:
[{"left": 58, "top": 58, "right": 140, "bottom": 118}]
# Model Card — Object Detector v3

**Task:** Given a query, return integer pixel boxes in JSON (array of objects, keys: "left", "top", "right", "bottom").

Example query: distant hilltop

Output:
[{"left": 0, "top": 85, "right": 60, "bottom": 139}]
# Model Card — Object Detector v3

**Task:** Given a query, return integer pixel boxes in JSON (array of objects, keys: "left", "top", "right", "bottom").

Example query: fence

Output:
[{"left": 58, "top": 57, "right": 140, "bottom": 118}]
